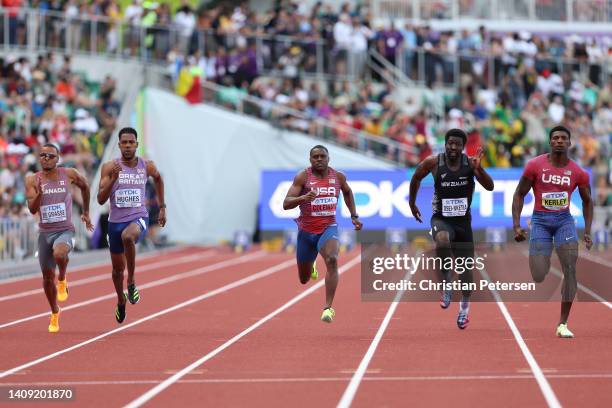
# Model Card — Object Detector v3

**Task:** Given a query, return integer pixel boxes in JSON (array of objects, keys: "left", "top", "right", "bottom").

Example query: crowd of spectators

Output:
[
  {"left": 1, "top": 0, "right": 610, "bottom": 215},
  {"left": 0, "top": 52, "right": 120, "bottom": 236}
]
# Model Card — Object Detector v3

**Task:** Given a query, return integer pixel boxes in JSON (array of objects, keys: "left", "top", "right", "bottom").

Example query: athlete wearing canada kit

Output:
[
  {"left": 283, "top": 145, "right": 362, "bottom": 323},
  {"left": 25, "top": 143, "right": 93, "bottom": 333},
  {"left": 410, "top": 129, "right": 494, "bottom": 329},
  {"left": 513, "top": 125, "right": 593, "bottom": 338}
]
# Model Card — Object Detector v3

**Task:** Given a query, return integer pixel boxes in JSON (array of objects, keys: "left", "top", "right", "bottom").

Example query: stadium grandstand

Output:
[{"left": 0, "top": 1, "right": 611, "bottom": 405}]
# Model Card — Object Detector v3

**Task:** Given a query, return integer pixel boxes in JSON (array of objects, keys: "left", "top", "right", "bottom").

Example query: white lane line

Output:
[
  {"left": 0, "top": 250, "right": 217, "bottom": 302},
  {"left": 123, "top": 255, "right": 362, "bottom": 408},
  {"left": 0, "top": 251, "right": 266, "bottom": 329},
  {"left": 520, "top": 250, "right": 612, "bottom": 309},
  {"left": 0, "top": 257, "right": 295, "bottom": 380},
  {"left": 4, "top": 373, "right": 612, "bottom": 386},
  {"left": 480, "top": 267, "right": 562, "bottom": 408},
  {"left": 579, "top": 253, "right": 612, "bottom": 269},
  {"left": 0, "top": 247, "right": 198, "bottom": 285},
  {"left": 337, "top": 267, "right": 411, "bottom": 408}
]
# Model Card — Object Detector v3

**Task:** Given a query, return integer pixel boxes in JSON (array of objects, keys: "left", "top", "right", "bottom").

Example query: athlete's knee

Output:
[
  {"left": 112, "top": 268, "right": 124, "bottom": 279},
  {"left": 323, "top": 254, "right": 338, "bottom": 269},
  {"left": 52, "top": 246, "right": 68, "bottom": 261},
  {"left": 435, "top": 232, "right": 451, "bottom": 247},
  {"left": 121, "top": 232, "right": 136, "bottom": 245},
  {"left": 41, "top": 269, "right": 55, "bottom": 284}
]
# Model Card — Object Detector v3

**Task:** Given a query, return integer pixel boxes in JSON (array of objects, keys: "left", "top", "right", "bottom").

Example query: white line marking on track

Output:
[
  {"left": 520, "top": 250, "right": 612, "bottom": 309},
  {"left": 0, "top": 247, "right": 197, "bottom": 285},
  {"left": 579, "top": 253, "right": 612, "bottom": 269},
  {"left": 123, "top": 254, "right": 361, "bottom": 408},
  {"left": 0, "top": 251, "right": 265, "bottom": 329},
  {"left": 480, "top": 267, "right": 562, "bottom": 408},
  {"left": 0, "top": 256, "right": 295, "bottom": 380},
  {"left": 0, "top": 251, "right": 217, "bottom": 302},
  {"left": 4, "top": 373, "right": 612, "bottom": 387},
  {"left": 337, "top": 267, "right": 411, "bottom": 408}
]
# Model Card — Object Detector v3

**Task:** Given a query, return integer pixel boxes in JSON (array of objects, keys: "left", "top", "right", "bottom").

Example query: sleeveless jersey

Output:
[
  {"left": 296, "top": 167, "right": 340, "bottom": 234},
  {"left": 109, "top": 157, "right": 149, "bottom": 223},
  {"left": 522, "top": 154, "right": 589, "bottom": 212},
  {"left": 432, "top": 153, "right": 475, "bottom": 218},
  {"left": 38, "top": 168, "right": 75, "bottom": 233}
]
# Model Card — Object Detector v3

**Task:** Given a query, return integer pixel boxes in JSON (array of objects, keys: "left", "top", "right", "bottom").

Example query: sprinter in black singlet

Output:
[{"left": 409, "top": 129, "right": 494, "bottom": 329}]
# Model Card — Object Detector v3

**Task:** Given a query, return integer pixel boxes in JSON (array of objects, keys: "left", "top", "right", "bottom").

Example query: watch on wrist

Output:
[
  {"left": 351, "top": 214, "right": 359, "bottom": 219},
  {"left": 159, "top": 204, "right": 166, "bottom": 209}
]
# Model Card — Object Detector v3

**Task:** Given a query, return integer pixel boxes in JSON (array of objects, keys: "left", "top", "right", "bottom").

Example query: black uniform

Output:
[{"left": 431, "top": 153, "right": 475, "bottom": 245}]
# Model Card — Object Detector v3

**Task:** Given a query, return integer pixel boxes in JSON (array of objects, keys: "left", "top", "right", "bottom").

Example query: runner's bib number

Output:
[
  {"left": 442, "top": 198, "right": 468, "bottom": 217},
  {"left": 40, "top": 203, "right": 67, "bottom": 223},
  {"left": 115, "top": 189, "right": 142, "bottom": 208},
  {"left": 311, "top": 196, "right": 337, "bottom": 217},
  {"left": 542, "top": 191, "right": 569, "bottom": 210}
]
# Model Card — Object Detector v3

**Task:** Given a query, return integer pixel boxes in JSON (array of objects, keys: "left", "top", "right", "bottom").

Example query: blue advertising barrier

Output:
[{"left": 260, "top": 169, "right": 589, "bottom": 230}]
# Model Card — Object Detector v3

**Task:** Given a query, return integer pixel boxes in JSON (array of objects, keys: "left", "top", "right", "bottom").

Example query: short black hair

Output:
[
  {"left": 549, "top": 125, "right": 571, "bottom": 140},
  {"left": 445, "top": 128, "right": 467, "bottom": 145},
  {"left": 42, "top": 143, "right": 59, "bottom": 154},
  {"left": 310, "top": 145, "right": 328, "bottom": 155},
  {"left": 118, "top": 127, "right": 138, "bottom": 140}
]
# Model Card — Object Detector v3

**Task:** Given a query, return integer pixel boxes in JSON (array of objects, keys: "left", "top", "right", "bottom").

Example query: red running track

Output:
[{"left": 0, "top": 244, "right": 610, "bottom": 407}]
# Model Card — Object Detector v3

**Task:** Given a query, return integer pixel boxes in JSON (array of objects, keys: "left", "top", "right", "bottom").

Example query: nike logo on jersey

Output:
[{"left": 441, "top": 173, "right": 447, "bottom": 179}]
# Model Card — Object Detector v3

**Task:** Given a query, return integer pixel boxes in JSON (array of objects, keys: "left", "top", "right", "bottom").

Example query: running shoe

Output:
[
  {"left": 116, "top": 294, "right": 127, "bottom": 324},
  {"left": 457, "top": 311, "right": 469, "bottom": 330},
  {"left": 48, "top": 308, "right": 60, "bottom": 333},
  {"left": 311, "top": 262, "right": 318, "bottom": 281},
  {"left": 439, "top": 290, "right": 452, "bottom": 309},
  {"left": 57, "top": 279, "right": 68, "bottom": 302},
  {"left": 127, "top": 283, "right": 140, "bottom": 305},
  {"left": 556, "top": 323, "right": 574, "bottom": 338},
  {"left": 321, "top": 307, "right": 335, "bottom": 323}
]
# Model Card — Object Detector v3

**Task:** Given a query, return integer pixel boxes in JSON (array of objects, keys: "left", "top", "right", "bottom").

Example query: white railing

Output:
[
  {"left": 0, "top": 217, "right": 37, "bottom": 261},
  {"left": 194, "top": 80, "right": 418, "bottom": 166},
  {"left": 373, "top": 0, "right": 612, "bottom": 22}
]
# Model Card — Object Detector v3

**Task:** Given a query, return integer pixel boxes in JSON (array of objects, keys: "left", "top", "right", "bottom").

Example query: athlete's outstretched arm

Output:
[
  {"left": 25, "top": 174, "right": 42, "bottom": 215},
  {"left": 338, "top": 172, "right": 362, "bottom": 230},
  {"left": 283, "top": 171, "right": 315, "bottom": 210},
  {"left": 512, "top": 176, "right": 533, "bottom": 242},
  {"left": 469, "top": 147, "right": 494, "bottom": 191},
  {"left": 578, "top": 184, "right": 593, "bottom": 250},
  {"left": 409, "top": 156, "right": 436, "bottom": 223},
  {"left": 97, "top": 161, "right": 121, "bottom": 204},
  {"left": 68, "top": 168, "right": 94, "bottom": 231},
  {"left": 146, "top": 160, "right": 166, "bottom": 227}
]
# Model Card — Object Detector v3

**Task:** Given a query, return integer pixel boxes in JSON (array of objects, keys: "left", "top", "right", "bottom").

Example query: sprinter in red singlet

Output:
[
  {"left": 513, "top": 125, "right": 593, "bottom": 338},
  {"left": 283, "top": 145, "right": 362, "bottom": 323},
  {"left": 25, "top": 143, "right": 94, "bottom": 332}
]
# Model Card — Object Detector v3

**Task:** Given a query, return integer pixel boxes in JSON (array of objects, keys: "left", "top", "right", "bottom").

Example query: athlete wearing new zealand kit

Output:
[
  {"left": 25, "top": 143, "right": 93, "bottom": 333},
  {"left": 513, "top": 125, "right": 593, "bottom": 338},
  {"left": 284, "top": 145, "right": 362, "bottom": 323},
  {"left": 410, "top": 129, "right": 494, "bottom": 329},
  {"left": 98, "top": 127, "right": 166, "bottom": 324}
]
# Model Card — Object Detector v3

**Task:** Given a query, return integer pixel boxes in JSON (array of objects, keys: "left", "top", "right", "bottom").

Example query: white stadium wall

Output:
[{"left": 142, "top": 88, "right": 393, "bottom": 244}]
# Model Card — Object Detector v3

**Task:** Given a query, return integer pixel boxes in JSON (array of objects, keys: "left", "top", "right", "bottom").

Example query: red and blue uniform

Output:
[
  {"left": 522, "top": 154, "right": 589, "bottom": 255},
  {"left": 296, "top": 167, "right": 340, "bottom": 263}
]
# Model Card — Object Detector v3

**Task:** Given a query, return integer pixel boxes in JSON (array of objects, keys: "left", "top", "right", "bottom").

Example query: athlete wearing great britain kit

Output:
[
  {"left": 513, "top": 125, "right": 593, "bottom": 338},
  {"left": 283, "top": 145, "right": 362, "bottom": 323},
  {"left": 98, "top": 127, "right": 166, "bottom": 324}
]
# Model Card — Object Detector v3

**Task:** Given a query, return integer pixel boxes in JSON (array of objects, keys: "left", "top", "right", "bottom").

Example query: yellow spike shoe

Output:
[
  {"left": 57, "top": 279, "right": 68, "bottom": 302},
  {"left": 48, "top": 309, "right": 60, "bottom": 333},
  {"left": 311, "top": 262, "right": 318, "bottom": 281},
  {"left": 321, "top": 307, "right": 335, "bottom": 323}
]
